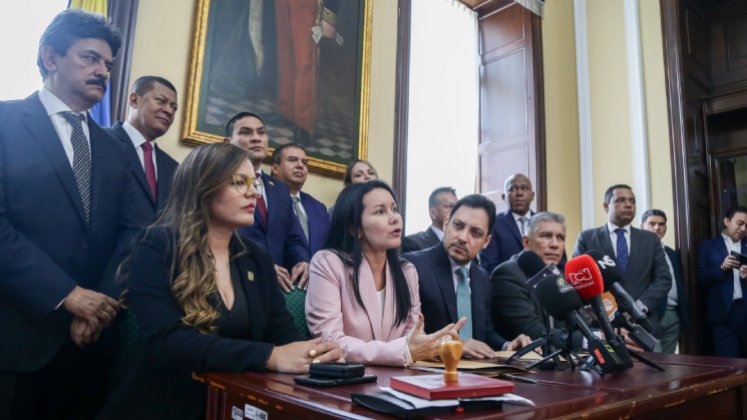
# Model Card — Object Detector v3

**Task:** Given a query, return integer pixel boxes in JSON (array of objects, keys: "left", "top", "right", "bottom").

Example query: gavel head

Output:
[{"left": 439, "top": 340, "right": 463, "bottom": 382}]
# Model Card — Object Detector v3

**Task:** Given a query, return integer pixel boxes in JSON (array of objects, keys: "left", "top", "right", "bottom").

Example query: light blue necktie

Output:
[
  {"left": 456, "top": 266, "right": 472, "bottom": 340},
  {"left": 615, "top": 228, "right": 629, "bottom": 274}
]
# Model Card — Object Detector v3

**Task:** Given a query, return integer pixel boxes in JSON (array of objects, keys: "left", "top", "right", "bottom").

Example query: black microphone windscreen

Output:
[
  {"left": 535, "top": 275, "right": 583, "bottom": 320},
  {"left": 585, "top": 249, "right": 623, "bottom": 291},
  {"left": 517, "top": 250, "right": 546, "bottom": 278}
]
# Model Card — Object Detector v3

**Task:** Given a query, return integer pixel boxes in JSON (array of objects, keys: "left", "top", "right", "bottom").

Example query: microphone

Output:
[
  {"left": 565, "top": 255, "right": 633, "bottom": 370},
  {"left": 517, "top": 250, "right": 561, "bottom": 290},
  {"left": 584, "top": 250, "right": 655, "bottom": 333},
  {"left": 535, "top": 275, "right": 625, "bottom": 373}
]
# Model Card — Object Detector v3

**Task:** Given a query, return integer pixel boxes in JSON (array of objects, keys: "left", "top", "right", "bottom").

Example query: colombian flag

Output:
[{"left": 68, "top": 0, "right": 111, "bottom": 127}]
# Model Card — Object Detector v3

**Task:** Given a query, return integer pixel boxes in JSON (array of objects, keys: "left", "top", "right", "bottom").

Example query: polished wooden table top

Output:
[{"left": 197, "top": 353, "right": 747, "bottom": 419}]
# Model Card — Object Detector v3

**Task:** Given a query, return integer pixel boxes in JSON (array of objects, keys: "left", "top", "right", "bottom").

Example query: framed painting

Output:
[{"left": 182, "top": 0, "right": 372, "bottom": 177}]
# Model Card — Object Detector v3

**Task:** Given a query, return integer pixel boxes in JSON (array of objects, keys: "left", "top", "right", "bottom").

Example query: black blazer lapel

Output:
[
  {"left": 22, "top": 94, "right": 87, "bottom": 226},
  {"left": 502, "top": 210, "right": 523, "bottom": 244},
  {"left": 154, "top": 146, "right": 173, "bottom": 209},
  {"left": 262, "top": 173, "right": 277, "bottom": 226},
  {"left": 597, "top": 226, "right": 616, "bottom": 260},
  {"left": 111, "top": 123, "right": 155, "bottom": 209},
  {"left": 233, "top": 239, "right": 264, "bottom": 342},
  {"left": 434, "top": 245, "right": 458, "bottom": 321}
]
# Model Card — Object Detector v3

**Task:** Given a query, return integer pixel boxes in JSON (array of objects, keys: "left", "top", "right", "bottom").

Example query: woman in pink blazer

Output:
[{"left": 306, "top": 181, "right": 459, "bottom": 366}]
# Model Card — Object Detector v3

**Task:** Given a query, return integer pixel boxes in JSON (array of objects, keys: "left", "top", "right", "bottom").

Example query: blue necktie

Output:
[
  {"left": 615, "top": 228, "right": 628, "bottom": 274},
  {"left": 456, "top": 266, "right": 472, "bottom": 341}
]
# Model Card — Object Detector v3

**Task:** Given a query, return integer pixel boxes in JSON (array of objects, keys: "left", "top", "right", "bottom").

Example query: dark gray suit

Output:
[
  {"left": 401, "top": 227, "right": 440, "bottom": 254},
  {"left": 573, "top": 225, "right": 672, "bottom": 325},
  {"left": 404, "top": 244, "right": 507, "bottom": 350},
  {"left": 490, "top": 252, "right": 549, "bottom": 340}
]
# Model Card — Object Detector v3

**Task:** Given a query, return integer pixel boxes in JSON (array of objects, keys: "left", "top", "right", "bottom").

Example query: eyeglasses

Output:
[{"left": 229, "top": 174, "right": 257, "bottom": 195}]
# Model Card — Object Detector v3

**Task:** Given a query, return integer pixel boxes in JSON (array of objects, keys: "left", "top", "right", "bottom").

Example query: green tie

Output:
[{"left": 456, "top": 266, "right": 472, "bottom": 341}]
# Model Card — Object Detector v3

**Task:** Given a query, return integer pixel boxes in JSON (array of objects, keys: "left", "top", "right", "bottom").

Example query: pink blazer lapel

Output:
[{"left": 358, "top": 258, "right": 385, "bottom": 340}]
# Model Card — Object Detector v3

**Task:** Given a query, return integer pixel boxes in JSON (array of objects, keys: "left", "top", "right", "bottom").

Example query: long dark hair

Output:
[{"left": 325, "top": 181, "right": 411, "bottom": 326}]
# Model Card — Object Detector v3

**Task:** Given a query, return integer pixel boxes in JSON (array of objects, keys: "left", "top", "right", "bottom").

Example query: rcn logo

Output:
[
  {"left": 597, "top": 255, "right": 617, "bottom": 270},
  {"left": 567, "top": 268, "right": 594, "bottom": 289}
]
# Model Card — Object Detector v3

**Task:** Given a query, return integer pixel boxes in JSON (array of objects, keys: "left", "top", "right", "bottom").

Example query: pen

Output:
[{"left": 502, "top": 374, "right": 538, "bottom": 384}]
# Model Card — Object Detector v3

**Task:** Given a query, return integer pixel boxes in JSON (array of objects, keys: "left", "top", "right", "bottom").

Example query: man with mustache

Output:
[
  {"left": 404, "top": 194, "right": 531, "bottom": 358},
  {"left": 573, "top": 184, "right": 671, "bottom": 329},
  {"left": 0, "top": 10, "right": 140, "bottom": 418},
  {"left": 698, "top": 206, "right": 747, "bottom": 357},
  {"left": 106, "top": 76, "right": 179, "bottom": 231}
]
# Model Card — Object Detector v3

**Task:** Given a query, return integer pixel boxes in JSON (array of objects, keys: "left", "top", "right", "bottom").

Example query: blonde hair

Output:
[{"left": 155, "top": 143, "right": 250, "bottom": 333}]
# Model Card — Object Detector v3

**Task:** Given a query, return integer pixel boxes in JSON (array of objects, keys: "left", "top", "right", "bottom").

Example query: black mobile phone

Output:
[
  {"left": 309, "top": 362, "right": 366, "bottom": 379},
  {"left": 730, "top": 251, "right": 747, "bottom": 265},
  {"left": 293, "top": 375, "right": 377, "bottom": 388}
]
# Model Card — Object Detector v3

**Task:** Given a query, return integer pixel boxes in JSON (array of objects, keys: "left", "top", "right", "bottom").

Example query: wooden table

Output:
[{"left": 195, "top": 353, "right": 747, "bottom": 419}]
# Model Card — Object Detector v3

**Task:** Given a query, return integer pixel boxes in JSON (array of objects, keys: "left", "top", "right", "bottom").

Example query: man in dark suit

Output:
[
  {"left": 271, "top": 143, "right": 330, "bottom": 336},
  {"left": 480, "top": 173, "right": 535, "bottom": 273},
  {"left": 698, "top": 206, "right": 747, "bottom": 357},
  {"left": 271, "top": 143, "right": 330, "bottom": 257},
  {"left": 491, "top": 212, "right": 567, "bottom": 341},
  {"left": 641, "top": 209, "right": 689, "bottom": 354},
  {"left": 402, "top": 187, "right": 457, "bottom": 253},
  {"left": 106, "top": 76, "right": 179, "bottom": 228},
  {"left": 404, "top": 194, "right": 530, "bottom": 358},
  {"left": 573, "top": 184, "right": 671, "bottom": 328},
  {"left": 225, "top": 112, "right": 310, "bottom": 293},
  {"left": 0, "top": 10, "right": 139, "bottom": 418}
]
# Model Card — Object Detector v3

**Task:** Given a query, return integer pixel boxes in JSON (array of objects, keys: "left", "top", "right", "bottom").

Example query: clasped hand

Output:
[
  {"left": 63, "top": 286, "right": 119, "bottom": 347},
  {"left": 267, "top": 337, "right": 344, "bottom": 373}
]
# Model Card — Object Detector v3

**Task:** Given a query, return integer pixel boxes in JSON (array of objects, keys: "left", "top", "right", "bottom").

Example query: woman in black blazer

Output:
[{"left": 98, "top": 143, "right": 342, "bottom": 419}]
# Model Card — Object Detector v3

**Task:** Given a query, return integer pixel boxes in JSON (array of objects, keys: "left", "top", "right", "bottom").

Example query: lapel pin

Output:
[{"left": 247, "top": 271, "right": 255, "bottom": 281}]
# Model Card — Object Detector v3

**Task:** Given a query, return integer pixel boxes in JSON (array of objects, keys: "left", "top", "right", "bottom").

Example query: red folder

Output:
[{"left": 390, "top": 373, "right": 514, "bottom": 400}]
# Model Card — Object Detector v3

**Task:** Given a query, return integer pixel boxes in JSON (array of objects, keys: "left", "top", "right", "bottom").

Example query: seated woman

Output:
[
  {"left": 306, "top": 181, "right": 460, "bottom": 366},
  {"left": 99, "top": 143, "right": 342, "bottom": 419}
]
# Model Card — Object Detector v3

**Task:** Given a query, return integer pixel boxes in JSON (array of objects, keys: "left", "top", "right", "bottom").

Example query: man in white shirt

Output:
[
  {"left": 697, "top": 206, "right": 747, "bottom": 357},
  {"left": 480, "top": 173, "right": 536, "bottom": 273},
  {"left": 402, "top": 187, "right": 457, "bottom": 253},
  {"left": 573, "top": 184, "right": 672, "bottom": 329},
  {"left": 106, "top": 76, "right": 179, "bottom": 227}
]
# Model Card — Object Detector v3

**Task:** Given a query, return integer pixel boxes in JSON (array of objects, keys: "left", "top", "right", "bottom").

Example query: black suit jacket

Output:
[
  {"left": 573, "top": 225, "right": 672, "bottom": 324},
  {"left": 105, "top": 123, "right": 178, "bottom": 224},
  {"left": 239, "top": 172, "right": 309, "bottom": 269},
  {"left": 490, "top": 252, "right": 549, "bottom": 340},
  {"left": 98, "top": 227, "right": 303, "bottom": 419},
  {"left": 0, "top": 93, "right": 139, "bottom": 373},
  {"left": 663, "top": 246, "right": 689, "bottom": 327},
  {"left": 402, "top": 227, "right": 440, "bottom": 254},
  {"left": 404, "top": 244, "right": 507, "bottom": 350}
]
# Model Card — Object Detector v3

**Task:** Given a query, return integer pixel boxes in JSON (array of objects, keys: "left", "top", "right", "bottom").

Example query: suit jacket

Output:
[
  {"left": 306, "top": 250, "right": 421, "bottom": 366},
  {"left": 404, "top": 244, "right": 508, "bottom": 350},
  {"left": 401, "top": 227, "right": 440, "bottom": 254},
  {"left": 480, "top": 210, "right": 528, "bottom": 274},
  {"left": 105, "top": 123, "right": 178, "bottom": 225},
  {"left": 697, "top": 236, "right": 747, "bottom": 324},
  {"left": 299, "top": 191, "right": 330, "bottom": 256},
  {"left": 0, "top": 93, "right": 139, "bottom": 373},
  {"left": 663, "top": 246, "right": 689, "bottom": 328},
  {"left": 573, "top": 225, "right": 672, "bottom": 324},
  {"left": 238, "top": 172, "right": 309, "bottom": 269},
  {"left": 490, "top": 252, "right": 549, "bottom": 340},
  {"left": 98, "top": 227, "right": 303, "bottom": 419}
]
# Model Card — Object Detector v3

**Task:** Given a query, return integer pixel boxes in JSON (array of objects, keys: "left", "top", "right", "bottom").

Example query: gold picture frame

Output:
[{"left": 181, "top": 0, "right": 372, "bottom": 177}]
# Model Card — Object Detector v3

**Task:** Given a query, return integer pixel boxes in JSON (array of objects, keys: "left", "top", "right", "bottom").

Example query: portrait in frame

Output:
[{"left": 182, "top": 0, "right": 372, "bottom": 177}]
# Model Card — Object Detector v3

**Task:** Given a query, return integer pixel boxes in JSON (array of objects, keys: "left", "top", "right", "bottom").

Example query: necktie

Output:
[
  {"left": 59, "top": 111, "right": 91, "bottom": 225},
  {"left": 255, "top": 172, "right": 268, "bottom": 228},
  {"left": 518, "top": 216, "right": 528, "bottom": 236},
  {"left": 142, "top": 141, "right": 157, "bottom": 202},
  {"left": 456, "top": 266, "right": 473, "bottom": 341},
  {"left": 615, "top": 228, "right": 629, "bottom": 274},
  {"left": 292, "top": 195, "right": 309, "bottom": 241}
]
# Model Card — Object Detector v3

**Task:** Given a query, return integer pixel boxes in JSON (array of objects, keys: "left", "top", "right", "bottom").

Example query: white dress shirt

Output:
[
  {"left": 122, "top": 121, "right": 158, "bottom": 177},
  {"left": 607, "top": 222, "right": 632, "bottom": 257},
  {"left": 430, "top": 225, "right": 444, "bottom": 241},
  {"left": 722, "top": 233, "right": 743, "bottom": 301},
  {"left": 38, "top": 86, "right": 90, "bottom": 167},
  {"left": 512, "top": 212, "right": 531, "bottom": 236}
]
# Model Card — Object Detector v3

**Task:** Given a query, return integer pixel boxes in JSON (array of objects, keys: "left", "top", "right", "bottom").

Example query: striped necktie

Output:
[{"left": 59, "top": 111, "right": 91, "bottom": 225}]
